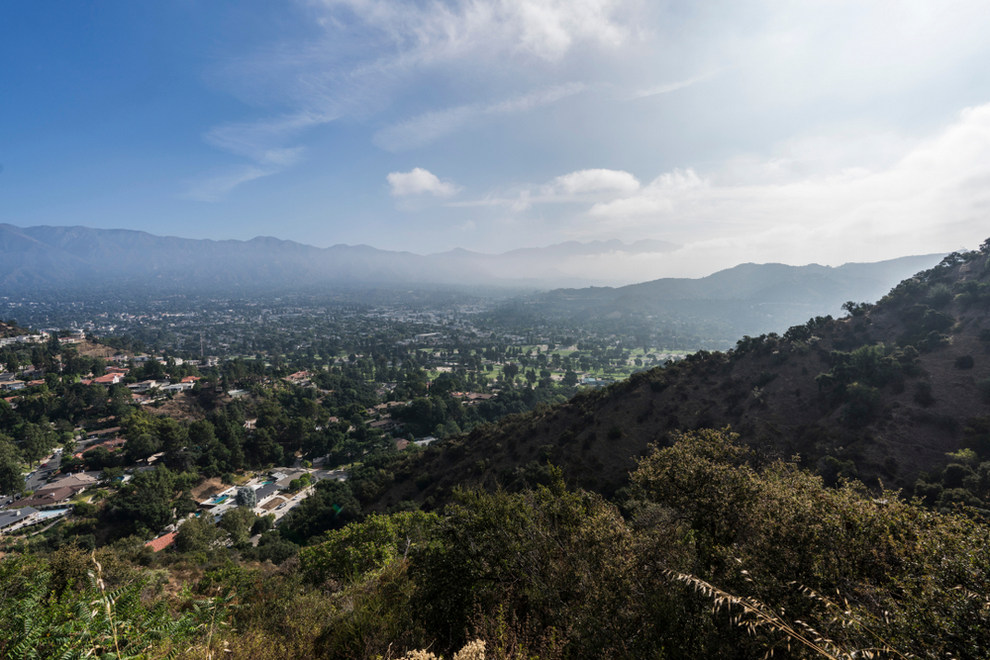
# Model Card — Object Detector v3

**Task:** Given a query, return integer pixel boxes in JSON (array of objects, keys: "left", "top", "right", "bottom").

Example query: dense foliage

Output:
[
  {"left": 5, "top": 429, "right": 989, "bottom": 658},
  {"left": 4, "top": 240, "right": 990, "bottom": 658}
]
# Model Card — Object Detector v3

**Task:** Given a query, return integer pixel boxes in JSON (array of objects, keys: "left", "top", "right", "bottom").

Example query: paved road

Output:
[{"left": 23, "top": 450, "right": 62, "bottom": 492}]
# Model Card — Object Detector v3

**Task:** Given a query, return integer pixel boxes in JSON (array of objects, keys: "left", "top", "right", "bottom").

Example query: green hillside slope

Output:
[{"left": 380, "top": 241, "right": 990, "bottom": 510}]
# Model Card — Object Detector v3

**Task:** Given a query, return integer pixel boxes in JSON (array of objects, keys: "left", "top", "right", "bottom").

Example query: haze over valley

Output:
[{"left": 4, "top": 2, "right": 990, "bottom": 658}]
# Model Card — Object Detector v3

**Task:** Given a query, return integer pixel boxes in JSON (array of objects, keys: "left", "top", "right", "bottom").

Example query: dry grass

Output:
[
  {"left": 190, "top": 477, "right": 228, "bottom": 501},
  {"left": 151, "top": 392, "right": 209, "bottom": 423},
  {"left": 667, "top": 570, "right": 913, "bottom": 660}
]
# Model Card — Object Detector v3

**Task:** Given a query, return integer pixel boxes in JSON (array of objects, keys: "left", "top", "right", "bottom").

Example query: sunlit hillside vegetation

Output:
[{"left": 4, "top": 240, "right": 990, "bottom": 658}]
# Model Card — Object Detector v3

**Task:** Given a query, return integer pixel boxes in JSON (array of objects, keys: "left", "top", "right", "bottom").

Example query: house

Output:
[
  {"left": 16, "top": 487, "right": 77, "bottom": 509},
  {"left": 144, "top": 532, "right": 177, "bottom": 553},
  {"left": 75, "top": 437, "right": 126, "bottom": 459},
  {"left": 128, "top": 380, "right": 163, "bottom": 393},
  {"left": 370, "top": 418, "right": 400, "bottom": 432},
  {"left": 90, "top": 373, "right": 124, "bottom": 385},
  {"left": 0, "top": 507, "right": 39, "bottom": 532},
  {"left": 0, "top": 333, "right": 49, "bottom": 347},
  {"left": 254, "top": 483, "right": 279, "bottom": 504},
  {"left": 284, "top": 370, "right": 310, "bottom": 383},
  {"left": 12, "top": 473, "right": 97, "bottom": 509},
  {"left": 48, "top": 473, "right": 97, "bottom": 489}
]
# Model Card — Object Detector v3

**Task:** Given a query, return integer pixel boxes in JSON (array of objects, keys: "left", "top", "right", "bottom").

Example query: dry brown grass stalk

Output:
[{"left": 666, "top": 570, "right": 913, "bottom": 660}]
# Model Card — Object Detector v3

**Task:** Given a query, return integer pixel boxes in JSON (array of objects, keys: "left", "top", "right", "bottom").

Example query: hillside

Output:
[
  {"left": 3, "top": 243, "right": 990, "bottom": 659},
  {"left": 0, "top": 320, "right": 30, "bottom": 338},
  {"left": 381, "top": 241, "right": 990, "bottom": 509},
  {"left": 498, "top": 253, "right": 944, "bottom": 346}
]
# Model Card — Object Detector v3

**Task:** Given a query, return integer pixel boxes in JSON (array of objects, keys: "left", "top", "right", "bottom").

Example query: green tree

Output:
[
  {"left": 300, "top": 510, "right": 438, "bottom": 584},
  {"left": 175, "top": 514, "right": 222, "bottom": 553},
  {"left": 411, "top": 473, "right": 636, "bottom": 656},
  {"left": 105, "top": 467, "right": 180, "bottom": 537},
  {"left": 0, "top": 437, "right": 23, "bottom": 494},
  {"left": 220, "top": 506, "right": 257, "bottom": 547},
  {"left": 18, "top": 422, "right": 54, "bottom": 468},
  {"left": 278, "top": 479, "right": 360, "bottom": 545},
  {"left": 630, "top": 428, "right": 990, "bottom": 658}
]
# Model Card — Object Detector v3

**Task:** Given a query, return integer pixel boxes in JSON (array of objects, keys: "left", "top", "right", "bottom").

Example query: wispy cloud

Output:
[
  {"left": 186, "top": 110, "right": 336, "bottom": 202},
  {"left": 309, "top": 0, "right": 634, "bottom": 64},
  {"left": 183, "top": 165, "right": 275, "bottom": 203},
  {"left": 205, "top": 111, "right": 335, "bottom": 163},
  {"left": 387, "top": 167, "right": 460, "bottom": 197},
  {"left": 192, "top": 0, "right": 638, "bottom": 198},
  {"left": 373, "top": 82, "right": 586, "bottom": 151},
  {"left": 628, "top": 69, "right": 722, "bottom": 101}
]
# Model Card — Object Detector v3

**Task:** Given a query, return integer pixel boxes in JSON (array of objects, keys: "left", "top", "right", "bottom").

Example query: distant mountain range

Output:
[
  {"left": 0, "top": 224, "right": 681, "bottom": 292},
  {"left": 505, "top": 254, "right": 946, "bottom": 342},
  {"left": 0, "top": 225, "right": 944, "bottom": 334}
]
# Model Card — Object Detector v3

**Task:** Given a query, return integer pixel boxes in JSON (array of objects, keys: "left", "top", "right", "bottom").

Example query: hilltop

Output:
[
  {"left": 505, "top": 253, "right": 943, "bottom": 344},
  {"left": 380, "top": 240, "right": 990, "bottom": 509}
]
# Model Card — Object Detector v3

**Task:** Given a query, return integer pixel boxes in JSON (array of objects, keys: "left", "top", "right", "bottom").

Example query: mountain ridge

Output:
[
  {"left": 0, "top": 223, "right": 941, "bottom": 298},
  {"left": 377, "top": 242, "right": 990, "bottom": 511}
]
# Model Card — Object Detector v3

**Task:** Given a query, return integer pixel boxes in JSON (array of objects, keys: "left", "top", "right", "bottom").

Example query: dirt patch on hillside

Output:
[
  {"left": 148, "top": 392, "right": 207, "bottom": 423},
  {"left": 75, "top": 341, "right": 119, "bottom": 360},
  {"left": 191, "top": 477, "right": 228, "bottom": 501}
]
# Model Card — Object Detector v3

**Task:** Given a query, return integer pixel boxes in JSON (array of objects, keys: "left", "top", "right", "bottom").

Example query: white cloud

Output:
[
  {"left": 197, "top": 0, "right": 648, "bottom": 172},
  {"left": 387, "top": 168, "right": 460, "bottom": 197},
  {"left": 550, "top": 168, "right": 640, "bottom": 195},
  {"left": 588, "top": 168, "right": 705, "bottom": 217},
  {"left": 448, "top": 167, "right": 640, "bottom": 212},
  {"left": 570, "top": 104, "right": 990, "bottom": 276}
]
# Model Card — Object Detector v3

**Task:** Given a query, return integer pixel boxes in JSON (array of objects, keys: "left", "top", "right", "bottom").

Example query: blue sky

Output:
[{"left": 4, "top": 1, "right": 990, "bottom": 279}]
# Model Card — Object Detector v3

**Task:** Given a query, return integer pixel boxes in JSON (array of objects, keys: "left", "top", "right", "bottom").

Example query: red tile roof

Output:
[{"left": 144, "top": 532, "right": 177, "bottom": 552}]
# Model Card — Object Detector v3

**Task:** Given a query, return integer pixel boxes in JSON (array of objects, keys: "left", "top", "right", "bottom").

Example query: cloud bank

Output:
[{"left": 557, "top": 104, "right": 990, "bottom": 277}]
